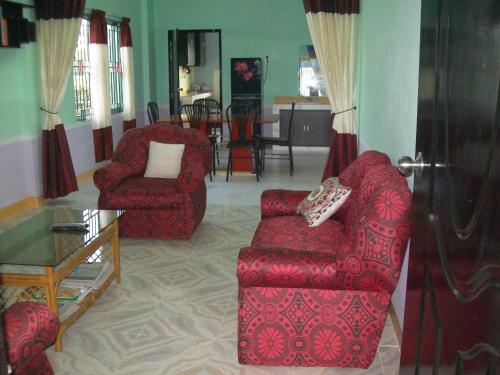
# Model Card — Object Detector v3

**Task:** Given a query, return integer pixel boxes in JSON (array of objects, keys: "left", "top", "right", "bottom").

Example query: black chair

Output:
[
  {"left": 147, "top": 101, "right": 159, "bottom": 124},
  {"left": 194, "top": 98, "right": 223, "bottom": 166},
  {"left": 257, "top": 102, "right": 295, "bottom": 176},
  {"left": 179, "top": 104, "right": 214, "bottom": 181},
  {"left": 225, "top": 99, "right": 261, "bottom": 182}
]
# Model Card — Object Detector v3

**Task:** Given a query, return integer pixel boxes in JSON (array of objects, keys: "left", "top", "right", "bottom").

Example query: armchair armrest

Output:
[
  {"left": 177, "top": 163, "right": 205, "bottom": 193},
  {"left": 94, "top": 162, "right": 135, "bottom": 192},
  {"left": 4, "top": 302, "right": 58, "bottom": 365},
  {"left": 260, "top": 189, "right": 310, "bottom": 220},
  {"left": 237, "top": 247, "right": 337, "bottom": 289}
]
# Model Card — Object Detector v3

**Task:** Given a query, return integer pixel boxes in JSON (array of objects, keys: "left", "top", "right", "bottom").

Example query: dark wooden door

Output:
[
  {"left": 400, "top": 0, "right": 500, "bottom": 375},
  {"left": 168, "top": 29, "right": 181, "bottom": 115},
  {"left": 400, "top": 0, "right": 500, "bottom": 374}
]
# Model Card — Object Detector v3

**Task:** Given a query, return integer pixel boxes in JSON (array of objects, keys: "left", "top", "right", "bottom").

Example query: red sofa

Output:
[
  {"left": 3, "top": 302, "right": 58, "bottom": 375},
  {"left": 237, "top": 151, "right": 412, "bottom": 368},
  {"left": 94, "top": 125, "right": 211, "bottom": 239}
]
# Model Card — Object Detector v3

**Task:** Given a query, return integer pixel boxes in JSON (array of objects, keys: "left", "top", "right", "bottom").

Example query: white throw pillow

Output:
[
  {"left": 297, "top": 177, "right": 352, "bottom": 227},
  {"left": 144, "top": 141, "right": 185, "bottom": 178}
]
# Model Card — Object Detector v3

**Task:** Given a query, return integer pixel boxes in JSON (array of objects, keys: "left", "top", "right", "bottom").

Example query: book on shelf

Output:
[
  {"left": 58, "top": 286, "right": 93, "bottom": 303},
  {"left": 61, "top": 262, "right": 114, "bottom": 290}
]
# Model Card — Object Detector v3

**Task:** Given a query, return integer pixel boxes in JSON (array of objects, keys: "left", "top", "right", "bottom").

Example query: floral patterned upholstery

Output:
[
  {"left": 237, "top": 150, "right": 412, "bottom": 368},
  {"left": 94, "top": 125, "right": 211, "bottom": 239},
  {"left": 3, "top": 302, "right": 58, "bottom": 375}
]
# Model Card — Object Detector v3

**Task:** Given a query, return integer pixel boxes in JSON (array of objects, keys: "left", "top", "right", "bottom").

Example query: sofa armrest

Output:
[
  {"left": 3, "top": 302, "right": 58, "bottom": 365},
  {"left": 94, "top": 162, "right": 134, "bottom": 192},
  {"left": 177, "top": 163, "right": 205, "bottom": 193},
  {"left": 237, "top": 247, "right": 337, "bottom": 289},
  {"left": 260, "top": 189, "right": 310, "bottom": 220}
]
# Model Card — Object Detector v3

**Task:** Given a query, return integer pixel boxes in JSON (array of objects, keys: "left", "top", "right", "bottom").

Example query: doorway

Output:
[{"left": 168, "top": 29, "right": 222, "bottom": 115}]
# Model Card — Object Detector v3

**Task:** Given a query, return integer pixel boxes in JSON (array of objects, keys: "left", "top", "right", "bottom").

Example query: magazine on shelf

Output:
[{"left": 61, "top": 262, "right": 114, "bottom": 290}]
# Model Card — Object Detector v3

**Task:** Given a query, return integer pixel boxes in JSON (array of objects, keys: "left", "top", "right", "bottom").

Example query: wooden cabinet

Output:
[
  {"left": 177, "top": 31, "right": 205, "bottom": 67},
  {"left": 279, "top": 109, "right": 331, "bottom": 147}
]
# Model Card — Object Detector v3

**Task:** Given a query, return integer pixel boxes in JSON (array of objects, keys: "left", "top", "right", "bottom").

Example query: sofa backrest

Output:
[
  {"left": 112, "top": 125, "right": 211, "bottom": 176},
  {"left": 337, "top": 163, "right": 412, "bottom": 294},
  {"left": 335, "top": 150, "right": 391, "bottom": 233}
]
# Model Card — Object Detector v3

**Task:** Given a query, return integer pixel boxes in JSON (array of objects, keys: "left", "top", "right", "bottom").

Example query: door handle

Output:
[{"left": 398, "top": 152, "right": 429, "bottom": 177}]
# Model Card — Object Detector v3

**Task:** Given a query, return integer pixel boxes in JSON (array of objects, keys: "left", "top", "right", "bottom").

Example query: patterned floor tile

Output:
[
  {"left": 46, "top": 330, "right": 136, "bottom": 375},
  {"left": 71, "top": 298, "right": 157, "bottom": 334},
  {"left": 379, "top": 316, "right": 399, "bottom": 348},
  {"left": 114, "top": 336, "right": 212, "bottom": 375},
  {"left": 141, "top": 302, "right": 226, "bottom": 339},
  {"left": 379, "top": 347, "right": 401, "bottom": 375},
  {"left": 164, "top": 279, "right": 236, "bottom": 306},
  {"left": 104, "top": 272, "right": 175, "bottom": 302}
]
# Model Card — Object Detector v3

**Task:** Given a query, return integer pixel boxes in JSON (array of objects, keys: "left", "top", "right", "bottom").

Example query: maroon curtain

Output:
[
  {"left": 90, "top": 9, "right": 113, "bottom": 162},
  {"left": 303, "top": 0, "right": 359, "bottom": 14},
  {"left": 322, "top": 118, "right": 358, "bottom": 181},
  {"left": 120, "top": 17, "right": 136, "bottom": 133},
  {"left": 34, "top": 0, "right": 85, "bottom": 199}
]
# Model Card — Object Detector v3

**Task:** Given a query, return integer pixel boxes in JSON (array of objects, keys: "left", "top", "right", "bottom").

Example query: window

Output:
[
  {"left": 73, "top": 19, "right": 91, "bottom": 121},
  {"left": 299, "top": 45, "right": 326, "bottom": 97},
  {"left": 107, "top": 23, "right": 123, "bottom": 114},
  {"left": 72, "top": 19, "right": 123, "bottom": 121}
]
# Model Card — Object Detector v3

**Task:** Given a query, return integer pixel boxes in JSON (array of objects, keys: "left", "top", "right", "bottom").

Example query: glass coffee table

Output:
[{"left": 0, "top": 208, "right": 123, "bottom": 351}]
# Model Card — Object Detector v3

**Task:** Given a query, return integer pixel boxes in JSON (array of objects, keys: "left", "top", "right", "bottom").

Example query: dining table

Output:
[{"left": 155, "top": 113, "right": 280, "bottom": 173}]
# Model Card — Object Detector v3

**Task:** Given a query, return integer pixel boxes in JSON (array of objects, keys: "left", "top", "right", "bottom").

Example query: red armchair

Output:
[
  {"left": 94, "top": 125, "right": 211, "bottom": 239},
  {"left": 237, "top": 151, "right": 412, "bottom": 368},
  {"left": 2, "top": 302, "right": 58, "bottom": 375}
]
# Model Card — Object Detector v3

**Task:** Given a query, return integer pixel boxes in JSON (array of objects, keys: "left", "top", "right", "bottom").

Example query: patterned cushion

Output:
[
  {"left": 99, "top": 177, "right": 181, "bottom": 209},
  {"left": 297, "top": 177, "right": 351, "bottom": 227},
  {"left": 251, "top": 216, "right": 348, "bottom": 255},
  {"left": 4, "top": 302, "right": 58, "bottom": 375}
]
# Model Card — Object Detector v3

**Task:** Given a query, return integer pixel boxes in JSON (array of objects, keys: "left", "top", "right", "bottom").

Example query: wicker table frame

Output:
[{"left": 0, "top": 220, "right": 121, "bottom": 352}]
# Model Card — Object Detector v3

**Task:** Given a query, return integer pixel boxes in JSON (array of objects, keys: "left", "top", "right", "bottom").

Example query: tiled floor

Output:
[{"left": 3, "top": 150, "right": 401, "bottom": 374}]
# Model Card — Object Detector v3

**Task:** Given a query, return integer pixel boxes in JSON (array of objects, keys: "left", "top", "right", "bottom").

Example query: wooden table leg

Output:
[{"left": 46, "top": 267, "right": 63, "bottom": 352}]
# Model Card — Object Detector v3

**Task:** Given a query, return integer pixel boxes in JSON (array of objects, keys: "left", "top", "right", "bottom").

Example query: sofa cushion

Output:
[
  {"left": 144, "top": 141, "right": 185, "bottom": 178},
  {"left": 251, "top": 216, "right": 348, "bottom": 255},
  {"left": 101, "top": 177, "right": 184, "bottom": 209},
  {"left": 297, "top": 177, "right": 351, "bottom": 227}
]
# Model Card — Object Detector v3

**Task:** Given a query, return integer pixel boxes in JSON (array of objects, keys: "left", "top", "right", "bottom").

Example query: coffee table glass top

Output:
[{"left": 0, "top": 209, "right": 123, "bottom": 267}]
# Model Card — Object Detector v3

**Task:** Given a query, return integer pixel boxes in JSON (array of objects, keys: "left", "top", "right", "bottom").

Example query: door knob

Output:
[{"left": 398, "top": 152, "right": 429, "bottom": 177}]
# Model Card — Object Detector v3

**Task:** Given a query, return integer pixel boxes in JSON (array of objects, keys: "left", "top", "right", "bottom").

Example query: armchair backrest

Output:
[
  {"left": 337, "top": 163, "right": 412, "bottom": 294},
  {"left": 336, "top": 150, "right": 391, "bottom": 234},
  {"left": 111, "top": 125, "right": 211, "bottom": 177}
]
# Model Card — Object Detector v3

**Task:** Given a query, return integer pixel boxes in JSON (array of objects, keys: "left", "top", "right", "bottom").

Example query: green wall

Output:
[
  {"left": 0, "top": 0, "right": 149, "bottom": 140},
  {"left": 150, "top": 0, "right": 311, "bottom": 108},
  {"left": 358, "top": 0, "right": 421, "bottom": 163}
]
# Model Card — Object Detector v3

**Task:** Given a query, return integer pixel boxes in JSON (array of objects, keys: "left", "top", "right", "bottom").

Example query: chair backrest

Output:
[
  {"left": 193, "top": 98, "right": 221, "bottom": 115},
  {"left": 179, "top": 104, "right": 210, "bottom": 133},
  {"left": 226, "top": 99, "right": 259, "bottom": 144},
  {"left": 338, "top": 163, "right": 412, "bottom": 294},
  {"left": 285, "top": 102, "right": 296, "bottom": 142},
  {"left": 147, "top": 101, "right": 159, "bottom": 124},
  {"left": 112, "top": 125, "right": 212, "bottom": 176}
]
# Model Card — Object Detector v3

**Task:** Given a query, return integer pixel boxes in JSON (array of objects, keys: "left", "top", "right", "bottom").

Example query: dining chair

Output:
[
  {"left": 179, "top": 104, "right": 214, "bottom": 181},
  {"left": 147, "top": 101, "right": 159, "bottom": 124},
  {"left": 257, "top": 102, "right": 295, "bottom": 176},
  {"left": 194, "top": 98, "right": 223, "bottom": 166},
  {"left": 225, "top": 99, "right": 261, "bottom": 182}
]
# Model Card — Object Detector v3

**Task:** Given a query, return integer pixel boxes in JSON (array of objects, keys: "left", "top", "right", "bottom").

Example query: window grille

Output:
[
  {"left": 107, "top": 23, "right": 123, "bottom": 114},
  {"left": 73, "top": 19, "right": 91, "bottom": 121}
]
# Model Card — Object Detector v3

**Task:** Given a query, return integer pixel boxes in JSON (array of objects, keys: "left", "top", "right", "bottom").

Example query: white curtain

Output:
[
  {"left": 305, "top": 12, "right": 358, "bottom": 134},
  {"left": 89, "top": 43, "right": 111, "bottom": 132},
  {"left": 120, "top": 17, "right": 135, "bottom": 131},
  {"left": 38, "top": 18, "right": 82, "bottom": 131}
]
